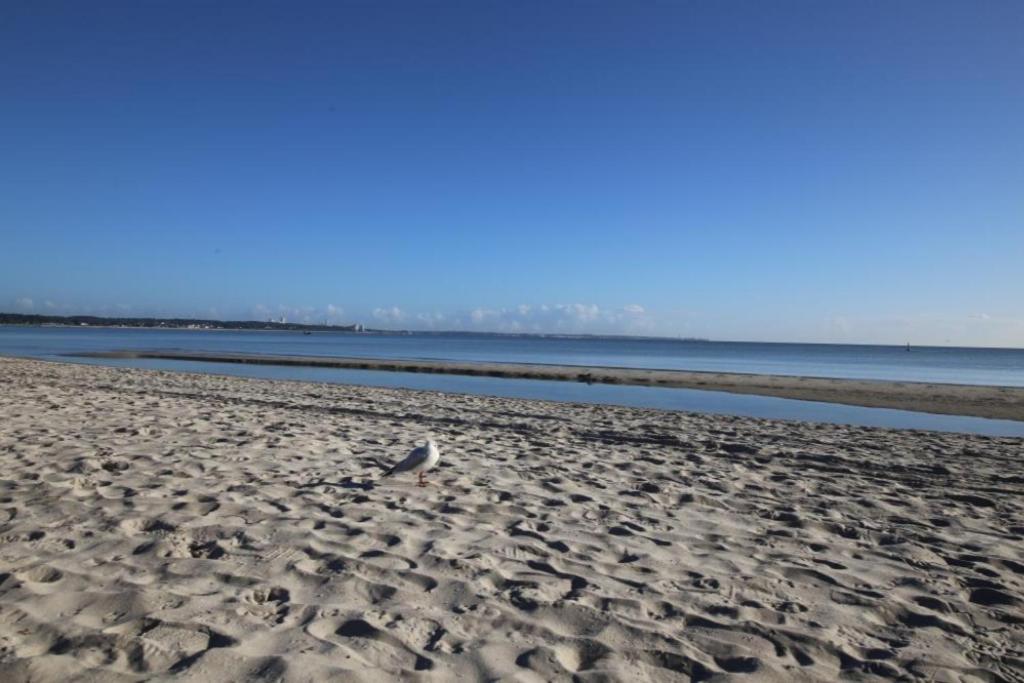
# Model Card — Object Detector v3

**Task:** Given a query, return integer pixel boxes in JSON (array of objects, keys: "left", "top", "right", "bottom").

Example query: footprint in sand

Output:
[
  {"left": 358, "top": 549, "right": 418, "bottom": 571},
  {"left": 16, "top": 565, "right": 63, "bottom": 584},
  {"left": 120, "top": 518, "right": 176, "bottom": 535},
  {"left": 240, "top": 586, "right": 291, "bottom": 625},
  {"left": 516, "top": 640, "right": 612, "bottom": 678},
  {"left": 306, "top": 617, "right": 434, "bottom": 672}
]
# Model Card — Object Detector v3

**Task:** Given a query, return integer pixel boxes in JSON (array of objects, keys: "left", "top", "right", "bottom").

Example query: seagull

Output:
[{"left": 383, "top": 439, "right": 440, "bottom": 487}]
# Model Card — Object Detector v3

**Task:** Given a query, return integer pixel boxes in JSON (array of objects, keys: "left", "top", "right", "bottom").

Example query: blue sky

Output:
[{"left": 2, "top": 1, "right": 1022, "bottom": 346}]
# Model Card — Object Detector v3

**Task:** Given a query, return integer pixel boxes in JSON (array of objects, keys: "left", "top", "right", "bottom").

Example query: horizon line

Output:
[{"left": 1, "top": 311, "right": 1021, "bottom": 352}]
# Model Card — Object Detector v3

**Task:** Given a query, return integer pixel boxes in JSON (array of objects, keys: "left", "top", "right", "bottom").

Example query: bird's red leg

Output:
[{"left": 417, "top": 472, "right": 426, "bottom": 487}]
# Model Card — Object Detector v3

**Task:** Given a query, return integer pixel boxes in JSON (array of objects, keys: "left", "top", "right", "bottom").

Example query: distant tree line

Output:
[
  {"left": 0, "top": 312, "right": 360, "bottom": 332},
  {"left": 1, "top": 312, "right": 707, "bottom": 341}
]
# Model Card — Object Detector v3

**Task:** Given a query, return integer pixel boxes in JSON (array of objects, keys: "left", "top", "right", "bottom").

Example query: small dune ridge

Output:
[{"left": 0, "top": 357, "right": 1022, "bottom": 681}]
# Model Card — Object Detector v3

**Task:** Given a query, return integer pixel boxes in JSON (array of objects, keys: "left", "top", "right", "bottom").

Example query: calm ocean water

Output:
[
  {"left": 2, "top": 327, "right": 1023, "bottom": 385},
  {"left": 2, "top": 327, "right": 1023, "bottom": 436}
]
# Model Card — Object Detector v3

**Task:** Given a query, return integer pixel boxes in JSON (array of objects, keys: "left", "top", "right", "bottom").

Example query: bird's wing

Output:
[{"left": 387, "top": 445, "right": 428, "bottom": 475}]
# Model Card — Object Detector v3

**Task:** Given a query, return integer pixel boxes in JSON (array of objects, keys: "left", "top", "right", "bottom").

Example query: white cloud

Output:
[
  {"left": 563, "top": 303, "right": 600, "bottom": 322},
  {"left": 249, "top": 303, "right": 320, "bottom": 323},
  {"left": 373, "top": 306, "right": 406, "bottom": 323},
  {"left": 415, "top": 312, "right": 446, "bottom": 329},
  {"left": 470, "top": 308, "right": 495, "bottom": 323},
  {"left": 14, "top": 297, "right": 33, "bottom": 310},
  {"left": 436, "top": 303, "right": 655, "bottom": 335},
  {"left": 324, "top": 303, "right": 345, "bottom": 322}
]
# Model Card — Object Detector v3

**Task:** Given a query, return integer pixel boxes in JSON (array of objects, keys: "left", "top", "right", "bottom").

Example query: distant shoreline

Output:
[
  {"left": 0, "top": 322, "right": 701, "bottom": 342},
  {"left": 76, "top": 349, "right": 1024, "bottom": 422},
  {"left": 0, "top": 313, "right": 704, "bottom": 341},
  {"left": 0, "top": 313, "right": 363, "bottom": 333},
  {"left": 4, "top": 313, "right": 1023, "bottom": 349}
]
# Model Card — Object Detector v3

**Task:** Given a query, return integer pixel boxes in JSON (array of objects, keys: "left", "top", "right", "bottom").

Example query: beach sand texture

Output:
[{"left": 1, "top": 357, "right": 1022, "bottom": 681}]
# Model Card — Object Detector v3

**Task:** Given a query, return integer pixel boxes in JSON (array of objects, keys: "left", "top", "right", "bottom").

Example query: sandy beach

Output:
[
  {"left": 1, "top": 356, "right": 1022, "bottom": 681},
  {"left": 80, "top": 350, "right": 1024, "bottom": 422}
]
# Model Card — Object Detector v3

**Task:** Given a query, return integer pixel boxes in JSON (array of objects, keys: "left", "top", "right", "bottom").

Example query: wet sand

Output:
[
  {"left": 1, "top": 357, "right": 1023, "bottom": 681},
  {"left": 80, "top": 350, "right": 1024, "bottom": 421}
]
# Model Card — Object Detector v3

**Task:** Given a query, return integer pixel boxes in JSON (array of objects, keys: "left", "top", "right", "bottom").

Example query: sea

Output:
[{"left": 2, "top": 326, "right": 1023, "bottom": 437}]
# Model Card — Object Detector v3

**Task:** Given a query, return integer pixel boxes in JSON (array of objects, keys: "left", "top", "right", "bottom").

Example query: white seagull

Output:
[{"left": 384, "top": 439, "right": 440, "bottom": 487}]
